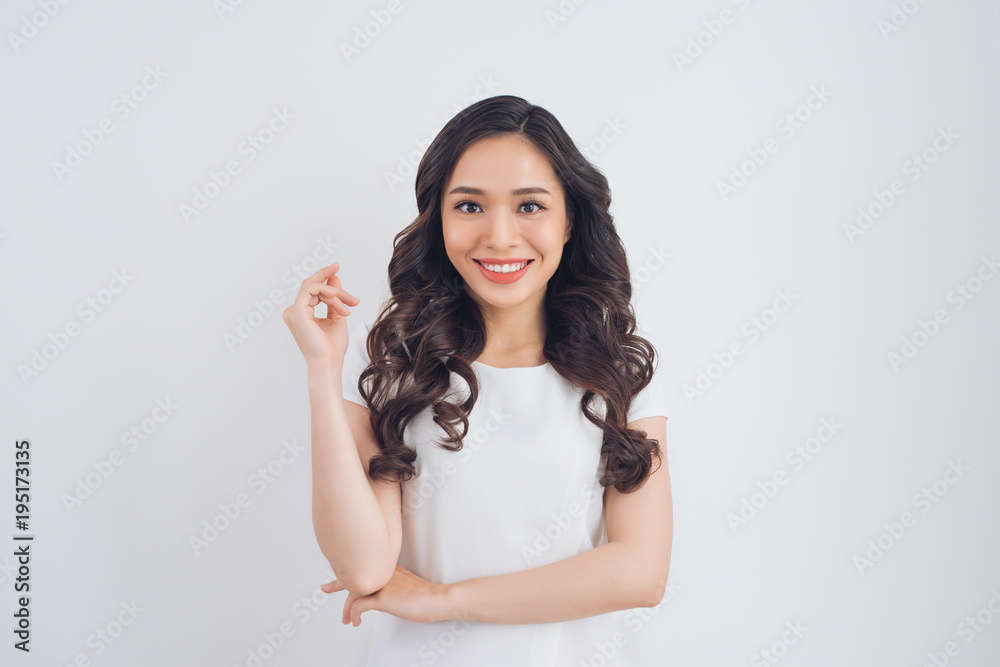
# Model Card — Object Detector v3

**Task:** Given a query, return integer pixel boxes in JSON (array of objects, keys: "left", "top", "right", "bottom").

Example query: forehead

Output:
[{"left": 445, "top": 135, "right": 560, "bottom": 192}]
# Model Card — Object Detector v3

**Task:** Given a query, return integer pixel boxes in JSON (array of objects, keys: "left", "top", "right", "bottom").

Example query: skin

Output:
[
  {"left": 308, "top": 134, "right": 672, "bottom": 627},
  {"left": 441, "top": 133, "right": 571, "bottom": 366}
]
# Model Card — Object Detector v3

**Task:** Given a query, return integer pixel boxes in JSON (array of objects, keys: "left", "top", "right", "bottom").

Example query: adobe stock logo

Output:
[
  {"left": 213, "top": 0, "right": 249, "bottom": 21},
  {"left": 520, "top": 482, "right": 597, "bottom": 566},
  {"left": 17, "top": 268, "right": 135, "bottom": 385},
  {"left": 545, "top": 0, "right": 591, "bottom": 31},
  {"left": 683, "top": 288, "right": 797, "bottom": 403},
  {"left": 843, "top": 126, "right": 959, "bottom": 245},
  {"left": 51, "top": 66, "right": 168, "bottom": 183},
  {"left": 919, "top": 588, "right": 1000, "bottom": 666},
  {"left": 405, "top": 407, "right": 509, "bottom": 515},
  {"left": 223, "top": 235, "right": 341, "bottom": 352},
  {"left": 178, "top": 107, "right": 295, "bottom": 224},
  {"left": 750, "top": 620, "right": 808, "bottom": 667},
  {"left": 716, "top": 85, "right": 833, "bottom": 202},
  {"left": 8, "top": 0, "right": 74, "bottom": 54},
  {"left": 577, "top": 577, "right": 683, "bottom": 667},
  {"left": 188, "top": 438, "right": 306, "bottom": 556},
  {"left": 54, "top": 600, "right": 144, "bottom": 666},
  {"left": 62, "top": 398, "right": 180, "bottom": 514},
  {"left": 672, "top": 0, "right": 759, "bottom": 73},
  {"left": 877, "top": 0, "right": 934, "bottom": 40},
  {"left": 726, "top": 417, "right": 843, "bottom": 534},
  {"left": 852, "top": 459, "right": 970, "bottom": 576},
  {"left": 886, "top": 255, "right": 998, "bottom": 373},
  {"left": 579, "top": 117, "right": 627, "bottom": 162},
  {"left": 339, "top": 0, "right": 411, "bottom": 63},
  {"left": 384, "top": 75, "right": 502, "bottom": 192}
]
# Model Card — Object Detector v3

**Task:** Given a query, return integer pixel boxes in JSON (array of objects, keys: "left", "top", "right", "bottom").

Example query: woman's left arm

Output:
[
  {"left": 445, "top": 415, "right": 672, "bottom": 624},
  {"left": 331, "top": 415, "right": 672, "bottom": 626}
]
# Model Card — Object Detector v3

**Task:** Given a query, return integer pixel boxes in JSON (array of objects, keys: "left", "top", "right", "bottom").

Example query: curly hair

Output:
[{"left": 355, "top": 94, "right": 661, "bottom": 493}]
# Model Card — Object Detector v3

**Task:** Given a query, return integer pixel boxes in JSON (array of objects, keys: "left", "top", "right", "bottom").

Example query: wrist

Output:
[
  {"left": 307, "top": 368, "right": 345, "bottom": 401},
  {"left": 307, "top": 360, "right": 343, "bottom": 383},
  {"left": 438, "top": 581, "right": 472, "bottom": 623}
]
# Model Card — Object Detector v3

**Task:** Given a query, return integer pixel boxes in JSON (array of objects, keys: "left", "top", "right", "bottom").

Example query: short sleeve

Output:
[
  {"left": 341, "top": 318, "right": 373, "bottom": 407},
  {"left": 627, "top": 360, "right": 668, "bottom": 423}
]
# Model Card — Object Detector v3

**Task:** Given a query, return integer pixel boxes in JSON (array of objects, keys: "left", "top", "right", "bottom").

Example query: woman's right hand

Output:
[{"left": 282, "top": 261, "right": 361, "bottom": 370}]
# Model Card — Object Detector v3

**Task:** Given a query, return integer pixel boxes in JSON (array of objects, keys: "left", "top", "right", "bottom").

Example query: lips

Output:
[
  {"left": 473, "top": 258, "right": 534, "bottom": 284},
  {"left": 474, "top": 259, "right": 534, "bottom": 273}
]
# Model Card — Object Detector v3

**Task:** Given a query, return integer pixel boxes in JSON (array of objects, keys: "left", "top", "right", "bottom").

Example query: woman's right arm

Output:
[
  {"left": 307, "top": 363, "right": 402, "bottom": 597},
  {"left": 282, "top": 261, "right": 402, "bottom": 597}
]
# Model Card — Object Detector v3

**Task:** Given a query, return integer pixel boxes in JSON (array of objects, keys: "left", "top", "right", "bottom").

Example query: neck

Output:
[{"left": 478, "top": 294, "right": 547, "bottom": 355}]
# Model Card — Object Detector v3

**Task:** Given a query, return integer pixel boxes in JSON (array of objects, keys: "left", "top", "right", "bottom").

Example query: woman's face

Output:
[{"left": 441, "top": 134, "right": 571, "bottom": 311}]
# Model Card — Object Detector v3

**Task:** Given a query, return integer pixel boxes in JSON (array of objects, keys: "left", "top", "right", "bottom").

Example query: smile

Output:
[{"left": 474, "top": 259, "right": 534, "bottom": 284}]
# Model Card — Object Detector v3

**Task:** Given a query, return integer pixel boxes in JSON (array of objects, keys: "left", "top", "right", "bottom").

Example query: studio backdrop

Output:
[{"left": 1, "top": 1, "right": 998, "bottom": 665}]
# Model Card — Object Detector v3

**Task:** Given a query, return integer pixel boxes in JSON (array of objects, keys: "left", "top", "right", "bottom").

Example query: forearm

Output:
[
  {"left": 443, "top": 542, "right": 664, "bottom": 625},
  {"left": 308, "top": 364, "right": 392, "bottom": 593}
]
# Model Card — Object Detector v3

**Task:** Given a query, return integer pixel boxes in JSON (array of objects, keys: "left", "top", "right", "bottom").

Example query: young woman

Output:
[{"left": 283, "top": 95, "right": 672, "bottom": 666}]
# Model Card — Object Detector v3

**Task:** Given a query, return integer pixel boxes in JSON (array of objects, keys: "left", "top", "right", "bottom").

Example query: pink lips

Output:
[
  {"left": 474, "top": 258, "right": 534, "bottom": 284},
  {"left": 475, "top": 257, "right": 533, "bottom": 264}
]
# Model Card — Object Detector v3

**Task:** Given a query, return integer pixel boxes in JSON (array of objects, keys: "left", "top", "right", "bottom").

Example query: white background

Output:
[{"left": 1, "top": 1, "right": 998, "bottom": 665}]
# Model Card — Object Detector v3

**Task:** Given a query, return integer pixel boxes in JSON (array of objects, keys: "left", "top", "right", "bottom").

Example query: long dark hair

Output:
[{"left": 356, "top": 94, "right": 661, "bottom": 493}]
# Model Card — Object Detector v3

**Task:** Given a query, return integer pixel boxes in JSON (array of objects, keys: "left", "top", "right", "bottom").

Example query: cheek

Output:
[
  {"left": 536, "top": 221, "right": 569, "bottom": 253},
  {"left": 442, "top": 221, "right": 477, "bottom": 264},
  {"left": 441, "top": 219, "right": 464, "bottom": 250}
]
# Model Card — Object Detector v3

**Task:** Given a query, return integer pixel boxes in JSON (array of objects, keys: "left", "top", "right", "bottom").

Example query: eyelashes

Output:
[{"left": 454, "top": 199, "right": 547, "bottom": 214}]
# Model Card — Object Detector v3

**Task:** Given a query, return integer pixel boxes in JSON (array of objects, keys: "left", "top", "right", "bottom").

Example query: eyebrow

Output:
[{"left": 446, "top": 186, "right": 551, "bottom": 196}]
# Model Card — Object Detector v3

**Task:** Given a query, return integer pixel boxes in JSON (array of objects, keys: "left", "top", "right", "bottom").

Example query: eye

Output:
[
  {"left": 519, "top": 199, "right": 547, "bottom": 214},
  {"left": 453, "top": 199, "right": 548, "bottom": 215},
  {"left": 455, "top": 200, "right": 483, "bottom": 214}
]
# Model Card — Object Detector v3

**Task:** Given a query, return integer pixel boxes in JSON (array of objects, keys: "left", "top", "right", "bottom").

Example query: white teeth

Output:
[{"left": 482, "top": 261, "right": 528, "bottom": 273}]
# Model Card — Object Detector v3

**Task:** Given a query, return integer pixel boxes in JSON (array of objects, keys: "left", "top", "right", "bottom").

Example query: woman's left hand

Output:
[{"left": 322, "top": 564, "right": 453, "bottom": 627}]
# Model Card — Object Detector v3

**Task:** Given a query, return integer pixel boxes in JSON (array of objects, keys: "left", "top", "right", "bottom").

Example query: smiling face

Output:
[{"left": 441, "top": 133, "right": 571, "bottom": 313}]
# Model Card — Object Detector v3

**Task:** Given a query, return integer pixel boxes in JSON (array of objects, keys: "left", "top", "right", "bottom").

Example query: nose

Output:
[{"left": 482, "top": 208, "right": 520, "bottom": 249}]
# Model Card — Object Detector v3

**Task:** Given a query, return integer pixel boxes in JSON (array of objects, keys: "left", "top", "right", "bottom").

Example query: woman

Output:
[{"left": 283, "top": 95, "right": 672, "bottom": 666}]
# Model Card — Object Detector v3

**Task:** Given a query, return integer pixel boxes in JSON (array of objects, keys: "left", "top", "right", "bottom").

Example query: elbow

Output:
[
  {"left": 340, "top": 578, "right": 381, "bottom": 598},
  {"left": 637, "top": 574, "right": 669, "bottom": 608},
  {"left": 348, "top": 574, "right": 390, "bottom": 598},
  {"left": 629, "top": 558, "right": 671, "bottom": 609},
  {"left": 330, "top": 564, "right": 394, "bottom": 598}
]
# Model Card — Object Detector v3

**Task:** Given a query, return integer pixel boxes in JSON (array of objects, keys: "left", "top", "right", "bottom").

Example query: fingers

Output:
[
  {"left": 319, "top": 285, "right": 360, "bottom": 320},
  {"left": 341, "top": 592, "right": 362, "bottom": 625},
  {"left": 305, "top": 261, "right": 342, "bottom": 287},
  {"left": 340, "top": 591, "right": 372, "bottom": 627},
  {"left": 321, "top": 577, "right": 372, "bottom": 628},
  {"left": 319, "top": 579, "right": 355, "bottom": 626},
  {"left": 289, "top": 262, "right": 360, "bottom": 313},
  {"left": 301, "top": 283, "right": 355, "bottom": 317},
  {"left": 350, "top": 598, "right": 367, "bottom": 627},
  {"left": 284, "top": 285, "right": 344, "bottom": 320},
  {"left": 304, "top": 262, "right": 358, "bottom": 302},
  {"left": 321, "top": 580, "right": 343, "bottom": 593}
]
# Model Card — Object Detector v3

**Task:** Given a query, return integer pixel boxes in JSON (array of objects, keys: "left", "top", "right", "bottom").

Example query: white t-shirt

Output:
[{"left": 339, "top": 317, "right": 667, "bottom": 667}]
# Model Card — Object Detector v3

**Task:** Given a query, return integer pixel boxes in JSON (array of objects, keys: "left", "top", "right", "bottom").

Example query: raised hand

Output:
[{"left": 282, "top": 261, "right": 361, "bottom": 369}]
